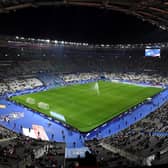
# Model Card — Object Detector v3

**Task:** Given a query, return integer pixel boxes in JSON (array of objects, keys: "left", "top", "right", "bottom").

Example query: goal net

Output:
[
  {"left": 26, "top": 97, "right": 36, "bottom": 105},
  {"left": 38, "top": 102, "right": 49, "bottom": 110}
]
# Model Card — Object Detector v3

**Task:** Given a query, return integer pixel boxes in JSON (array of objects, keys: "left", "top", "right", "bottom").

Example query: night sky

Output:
[{"left": 0, "top": 6, "right": 167, "bottom": 44}]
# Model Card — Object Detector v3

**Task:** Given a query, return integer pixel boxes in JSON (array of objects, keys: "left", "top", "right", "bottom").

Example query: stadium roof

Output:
[{"left": 0, "top": 0, "right": 168, "bottom": 30}]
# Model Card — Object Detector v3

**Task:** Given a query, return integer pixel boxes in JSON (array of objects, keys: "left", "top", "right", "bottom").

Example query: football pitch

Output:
[{"left": 11, "top": 81, "right": 163, "bottom": 132}]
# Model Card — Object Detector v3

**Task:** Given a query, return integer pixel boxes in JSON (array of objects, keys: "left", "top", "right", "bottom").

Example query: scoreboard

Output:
[{"left": 145, "top": 48, "right": 160, "bottom": 57}]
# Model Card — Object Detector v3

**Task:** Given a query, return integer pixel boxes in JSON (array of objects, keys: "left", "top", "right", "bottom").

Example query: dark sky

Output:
[{"left": 0, "top": 6, "right": 167, "bottom": 44}]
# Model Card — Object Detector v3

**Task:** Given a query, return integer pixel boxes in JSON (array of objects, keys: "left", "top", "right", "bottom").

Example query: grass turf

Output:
[{"left": 11, "top": 81, "right": 163, "bottom": 132}]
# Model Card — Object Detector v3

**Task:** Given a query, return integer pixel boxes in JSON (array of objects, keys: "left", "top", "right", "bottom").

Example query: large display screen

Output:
[{"left": 145, "top": 48, "right": 160, "bottom": 57}]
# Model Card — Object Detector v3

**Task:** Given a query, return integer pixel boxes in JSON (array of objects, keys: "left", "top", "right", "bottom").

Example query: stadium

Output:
[{"left": 1, "top": 0, "right": 168, "bottom": 168}]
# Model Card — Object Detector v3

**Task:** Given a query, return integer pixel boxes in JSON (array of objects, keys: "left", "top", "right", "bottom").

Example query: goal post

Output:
[
  {"left": 38, "top": 102, "right": 49, "bottom": 110},
  {"left": 26, "top": 97, "right": 36, "bottom": 105}
]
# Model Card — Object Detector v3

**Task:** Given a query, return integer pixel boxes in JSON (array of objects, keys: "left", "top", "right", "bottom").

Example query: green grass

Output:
[{"left": 11, "top": 81, "right": 163, "bottom": 132}]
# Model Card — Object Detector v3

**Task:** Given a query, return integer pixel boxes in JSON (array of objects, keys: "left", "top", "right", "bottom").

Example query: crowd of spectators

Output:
[
  {"left": 97, "top": 102, "right": 168, "bottom": 167},
  {"left": 62, "top": 73, "right": 99, "bottom": 83},
  {"left": 103, "top": 72, "right": 168, "bottom": 85},
  {"left": 0, "top": 126, "right": 17, "bottom": 140},
  {"left": 0, "top": 128, "right": 65, "bottom": 168},
  {"left": 87, "top": 139, "right": 137, "bottom": 168},
  {"left": 0, "top": 78, "right": 43, "bottom": 96},
  {"left": 65, "top": 151, "right": 98, "bottom": 168}
]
